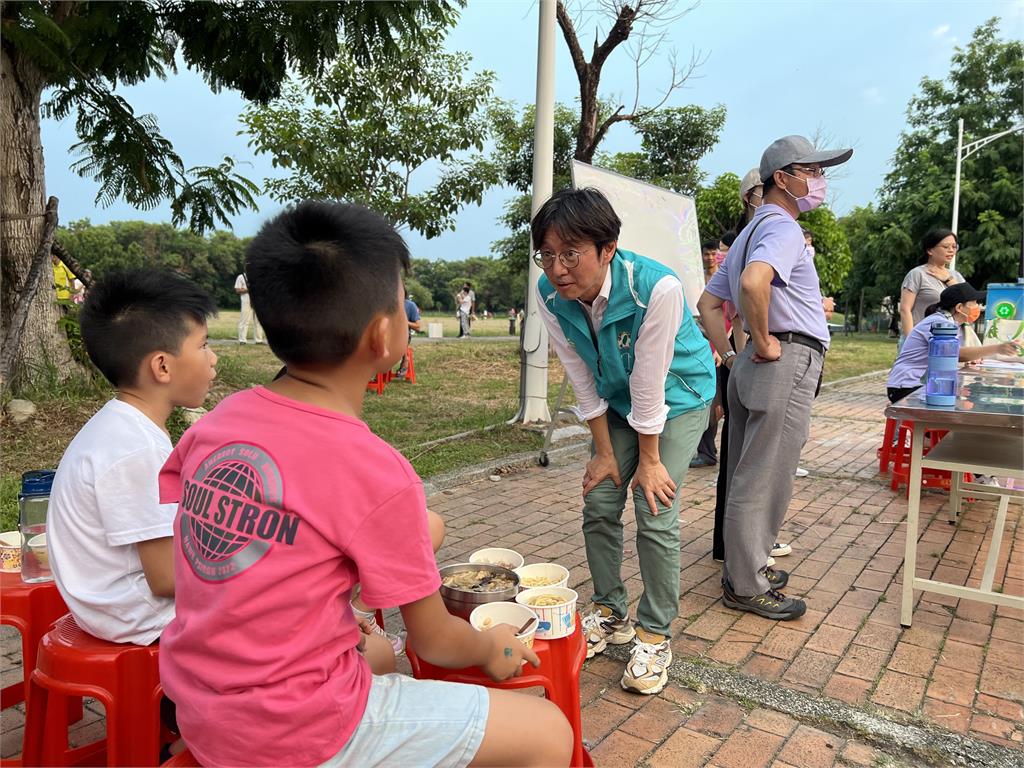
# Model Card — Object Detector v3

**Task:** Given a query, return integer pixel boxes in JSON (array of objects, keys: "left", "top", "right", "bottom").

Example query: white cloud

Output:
[
  {"left": 931, "top": 23, "right": 950, "bottom": 37},
  {"left": 862, "top": 87, "right": 884, "bottom": 105}
]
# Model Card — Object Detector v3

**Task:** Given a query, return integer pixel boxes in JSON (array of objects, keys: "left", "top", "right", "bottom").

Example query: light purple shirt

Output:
[
  {"left": 705, "top": 204, "right": 830, "bottom": 348},
  {"left": 887, "top": 310, "right": 961, "bottom": 388}
]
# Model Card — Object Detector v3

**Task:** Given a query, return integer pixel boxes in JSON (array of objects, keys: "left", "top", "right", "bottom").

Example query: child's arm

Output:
[
  {"left": 137, "top": 537, "right": 175, "bottom": 597},
  {"left": 401, "top": 592, "right": 539, "bottom": 681}
]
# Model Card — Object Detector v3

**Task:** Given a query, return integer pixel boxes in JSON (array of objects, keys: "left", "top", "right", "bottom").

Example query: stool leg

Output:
[{"left": 21, "top": 676, "right": 52, "bottom": 767}]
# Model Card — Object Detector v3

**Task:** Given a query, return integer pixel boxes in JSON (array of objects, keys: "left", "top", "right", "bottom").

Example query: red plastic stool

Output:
[
  {"left": 877, "top": 417, "right": 899, "bottom": 474},
  {"left": 23, "top": 614, "right": 163, "bottom": 766},
  {"left": 366, "top": 374, "right": 385, "bottom": 396},
  {"left": 890, "top": 423, "right": 952, "bottom": 494},
  {"left": 406, "top": 619, "right": 591, "bottom": 767},
  {"left": 402, "top": 346, "right": 416, "bottom": 385},
  {"left": 160, "top": 747, "right": 201, "bottom": 766},
  {"left": 0, "top": 575, "right": 82, "bottom": 766}
]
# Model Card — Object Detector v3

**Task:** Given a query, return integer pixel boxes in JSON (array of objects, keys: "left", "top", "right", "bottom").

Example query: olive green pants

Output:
[{"left": 583, "top": 407, "right": 708, "bottom": 637}]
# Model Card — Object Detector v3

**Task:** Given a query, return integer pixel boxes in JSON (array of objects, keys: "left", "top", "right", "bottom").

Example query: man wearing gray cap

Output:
[{"left": 697, "top": 135, "right": 852, "bottom": 620}]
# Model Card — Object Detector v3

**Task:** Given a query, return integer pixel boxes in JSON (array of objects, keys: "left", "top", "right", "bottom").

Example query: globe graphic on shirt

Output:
[
  {"left": 189, "top": 459, "right": 264, "bottom": 562},
  {"left": 180, "top": 443, "right": 285, "bottom": 581}
]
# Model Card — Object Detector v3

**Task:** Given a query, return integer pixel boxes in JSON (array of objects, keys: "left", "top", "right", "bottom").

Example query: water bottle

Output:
[
  {"left": 19, "top": 470, "right": 55, "bottom": 583},
  {"left": 925, "top": 322, "right": 960, "bottom": 407}
]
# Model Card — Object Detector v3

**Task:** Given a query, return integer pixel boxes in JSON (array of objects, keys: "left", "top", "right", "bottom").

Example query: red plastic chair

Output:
[
  {"left": 402, "top": 346, "right": 416, "bottom": 385},
  {"left": 0, "top": 575, "right": 82, "bottom": 767},
  {"left": 406, "top": 619, "right": 592, "bottom": 767},
  {"left": 877, "top": 417, "right": 899, "bottom": 474},
  {"left": 22, "top": 614, "right": 163, "bottom": 766}
]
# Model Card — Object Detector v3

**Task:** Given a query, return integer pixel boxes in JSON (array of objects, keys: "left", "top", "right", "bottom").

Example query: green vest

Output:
[{"left": 539, "top": 249, "right": 715, "bottom": 423}]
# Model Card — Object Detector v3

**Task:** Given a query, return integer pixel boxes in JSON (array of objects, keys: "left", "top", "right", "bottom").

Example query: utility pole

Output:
[{"left": 512, "top": 0, "right": 555, "bottom": 424}]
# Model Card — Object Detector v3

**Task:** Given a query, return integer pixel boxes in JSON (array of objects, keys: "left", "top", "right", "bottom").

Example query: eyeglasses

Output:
[
  {"left": 788, "top": 165, "right": 827, "bottom": 178},
  {"left": 533, "top": 249, "right": 582, "bottom": 269}
]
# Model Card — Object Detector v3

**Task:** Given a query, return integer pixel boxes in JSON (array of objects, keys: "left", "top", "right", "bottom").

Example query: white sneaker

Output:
[
  {"left": 794, "top": 467, "right": 809, "bottom": 478},
  {"left": 352, "top": 606, "right": 406, "bottom": 655},
  {"left": 581, "top": 606, "right": 636, "bottom": 659},
  {"left": 771, "top": 541, "right": 792, "bottom": 558},
  {"left": 621, "top": 637, "right": 672, "bottom": 695}
]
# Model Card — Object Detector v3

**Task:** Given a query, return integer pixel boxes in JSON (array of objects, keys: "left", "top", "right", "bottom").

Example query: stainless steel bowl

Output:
[{"left": 439, "top": 563, "right": 520, "bottom": 619}]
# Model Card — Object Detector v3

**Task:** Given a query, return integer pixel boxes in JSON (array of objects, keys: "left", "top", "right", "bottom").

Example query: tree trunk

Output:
[{"left": 1, "top": 43, "right": 77, "bottom": 390}]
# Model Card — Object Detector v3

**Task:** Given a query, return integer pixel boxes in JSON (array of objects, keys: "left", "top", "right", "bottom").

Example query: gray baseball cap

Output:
[
  {"left": 739, "top": 168, "right": 761, "bottom": 203},
  {"left": 759, "top": 135, "right": 853, "bottom": 182}
]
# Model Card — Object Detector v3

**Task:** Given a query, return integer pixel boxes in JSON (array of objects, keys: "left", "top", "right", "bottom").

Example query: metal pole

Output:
[
  {"left": 513, "top": 0, "right": 555, "bottom": 424},
  {"left": 950, "top": 118, "right": 964, "bottom": 271}
]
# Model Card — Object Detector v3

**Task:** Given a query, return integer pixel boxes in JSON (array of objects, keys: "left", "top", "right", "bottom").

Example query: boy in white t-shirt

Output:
[{"left": 48, "top": 269, "right": 218, "bottom": 645}]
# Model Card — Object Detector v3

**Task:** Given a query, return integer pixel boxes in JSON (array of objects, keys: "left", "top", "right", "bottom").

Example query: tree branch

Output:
[
  {"left": 555, "top": 1, "right": 588, "bottom": 83},
  {"left": 590, "top": 3, "right": 636, "bottom": 72}
]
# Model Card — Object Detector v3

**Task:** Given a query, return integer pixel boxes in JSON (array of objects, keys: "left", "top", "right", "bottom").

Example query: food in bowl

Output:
[
  {"left": 468, "top": 547, "right": 525, "bottom": 570},
  {"left": 441, "top": 569, "right": 517, "bottom": 593},
  {"left": 514, "top": 562, "right": 570, "bottom": 589},
  {"left": 519, "top": 574, "right": 561, "bottom": 587},
  {"left": 469, "top": 602, "right": 539, "bottom": 651},
  {"left": 525, "top": 593, "right": 566, "bottom": 607}
]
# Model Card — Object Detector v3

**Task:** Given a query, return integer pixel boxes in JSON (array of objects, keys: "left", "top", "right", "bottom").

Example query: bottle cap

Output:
[
  {"left": 21, "top": 470, "right": 55, "bottom": 497},
  {"left": 930, "top": 321, "right": 959, "bottom": 337}
]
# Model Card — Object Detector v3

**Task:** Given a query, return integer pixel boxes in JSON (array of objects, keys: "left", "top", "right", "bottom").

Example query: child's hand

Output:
[{"left": 480, "top": 624, "right": 540, "bottom": 681}]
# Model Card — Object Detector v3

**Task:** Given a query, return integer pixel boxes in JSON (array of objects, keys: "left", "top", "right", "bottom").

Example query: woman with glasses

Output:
[
  {"left": 898, "top": 229, "right": 965, "bottom": 349},
  {"left": 531, "top": 187, "right": 715, "bottom": 697}
]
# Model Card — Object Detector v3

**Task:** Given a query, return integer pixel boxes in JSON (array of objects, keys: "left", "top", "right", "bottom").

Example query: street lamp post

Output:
[
  {"left": 512, "top": 0, "right": 555, "bottom": 424},
  {"left": 950, "top": 117, "right": 1024, "bottom": 270}
]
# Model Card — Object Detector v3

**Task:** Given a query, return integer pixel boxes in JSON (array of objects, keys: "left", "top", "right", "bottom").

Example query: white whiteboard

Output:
[{"left": 570, "top": 160, "right": 704, "bottom": 315}]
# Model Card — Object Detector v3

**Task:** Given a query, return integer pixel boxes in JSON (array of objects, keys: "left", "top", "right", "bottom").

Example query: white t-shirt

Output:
[
  {"left": 457, "top": 289, "right": 475, "bottom": 314},
  {"left": 49, "top": 399, "right": 176, "bottom": 644},
  {"left": 234, "top": 274, "right": 248, "bottom": 292}
]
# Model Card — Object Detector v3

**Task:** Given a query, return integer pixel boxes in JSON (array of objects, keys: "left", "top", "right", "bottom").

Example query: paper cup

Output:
[
  {"left": 0, "top": 531, "right": 22, "bottom": 573},
  {"left": 514, "top": 563, "right": 569, "bottom": 590},
  {"left": 516, "top": 587, "right": 578, "bottom": 639},
  {"left": 469, "top": 548, "right": 524, "bottom": 570},
  {"left": 469, "top": 602, "right": 539, "bottom": 650},
  {"left": 27, "top": 533, "right": 48, "bottom": 570}
]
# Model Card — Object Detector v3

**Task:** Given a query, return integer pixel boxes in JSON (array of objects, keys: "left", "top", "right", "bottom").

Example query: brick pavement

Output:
[{"left": 2, "top": 372, "right": 1021, "bottom": 766}]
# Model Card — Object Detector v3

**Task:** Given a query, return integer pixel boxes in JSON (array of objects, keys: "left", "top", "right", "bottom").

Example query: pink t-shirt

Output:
[{"left": 158, "top": 387, "right": 441, "bottom": 767}]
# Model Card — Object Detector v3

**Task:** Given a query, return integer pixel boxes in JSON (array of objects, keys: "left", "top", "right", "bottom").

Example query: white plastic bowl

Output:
[
  {"left": 514, "top": 562, "right": 569, "bottom": 590},
  {"left": 469, "top": 547, "right": 524, "bottom": 570},
  {"left": 469, "top": 602, "right": 539, "bottom": 650}
]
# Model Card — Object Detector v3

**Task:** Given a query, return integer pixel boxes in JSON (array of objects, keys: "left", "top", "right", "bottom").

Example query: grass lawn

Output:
[
  {"left": 1, "top": 333, "right": 896, "bottom": 530},
  {"left": 209, "top": 309, "right": 515, "bottom": 340}
]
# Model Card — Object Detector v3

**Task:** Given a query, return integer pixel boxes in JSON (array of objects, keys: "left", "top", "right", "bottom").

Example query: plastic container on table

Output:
[
  {"left": 925, "top": 322, "right": 960, "bottom": 407},
  {"left": 19, "top": 470, "right": 55, "bottom": 583}
]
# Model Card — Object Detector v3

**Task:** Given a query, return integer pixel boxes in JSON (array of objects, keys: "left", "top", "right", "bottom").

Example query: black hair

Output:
[
  {"left": 701, "top": 239, "right": 720, "bottom": 253},
  {"left": 245, "top": 201, "right": 410, "bottom": 367},
  {"left": 721, "top": 230, "right": 737, "bottom": 248},
  {"left": 921, "top": 228, "right": 958, "bottom": 259},
  {"left": 924, "top": 302, "right": 941, "bottom": 317},
  {"left": 79, "top": 269, "right": 216, "bottom": 388},
  {"left": 530, "top": 187, "right": 622, "bottom": 252}
]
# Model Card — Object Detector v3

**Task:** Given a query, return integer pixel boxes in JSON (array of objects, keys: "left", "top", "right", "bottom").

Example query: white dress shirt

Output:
[{"left": 537, "top": 267, "right": 684, "bottom": 435}]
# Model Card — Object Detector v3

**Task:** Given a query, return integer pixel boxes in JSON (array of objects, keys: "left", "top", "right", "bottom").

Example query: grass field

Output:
[
  {"left": 1, "top": 333, "right": 896, "bottom": 529},
  {"left": 209, "top": 310, "right": 516, "bottom": 340}
]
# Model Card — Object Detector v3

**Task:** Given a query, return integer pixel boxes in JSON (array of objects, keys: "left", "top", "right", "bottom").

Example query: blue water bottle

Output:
[{"left": 925, "top": 322, "right": 960, "bottom": 407}]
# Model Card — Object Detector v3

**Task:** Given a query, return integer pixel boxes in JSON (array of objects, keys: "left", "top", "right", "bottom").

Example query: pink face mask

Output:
[
  {"left": 784, "top": 173, "right": 827, "bottom": 212},
  {"left": 714, "top": 250, "right": 726, "bottom": 265}
]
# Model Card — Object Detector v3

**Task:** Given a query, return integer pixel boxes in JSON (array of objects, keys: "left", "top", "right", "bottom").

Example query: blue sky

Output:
[{"left": 40, "top": 1, "right": 1021, "bottom": 262}]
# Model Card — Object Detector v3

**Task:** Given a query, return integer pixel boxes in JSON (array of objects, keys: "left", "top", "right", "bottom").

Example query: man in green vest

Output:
[{"left": 533, "top": 188, "right": 715, "bottom": 695}]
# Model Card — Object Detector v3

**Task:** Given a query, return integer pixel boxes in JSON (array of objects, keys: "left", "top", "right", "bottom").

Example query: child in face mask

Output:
[{"left": 886, "top": 282, "right": 1021, "bottom": 404}]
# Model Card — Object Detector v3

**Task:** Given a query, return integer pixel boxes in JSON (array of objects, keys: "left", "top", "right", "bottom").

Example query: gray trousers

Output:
[{"left": 723, "top": 342, "right": 823, "bottom": 596}]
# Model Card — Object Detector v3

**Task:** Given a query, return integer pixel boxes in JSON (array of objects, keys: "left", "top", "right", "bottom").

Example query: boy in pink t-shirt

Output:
[{"left": 158, "top": 202, "right": 572, "bottom": 768}]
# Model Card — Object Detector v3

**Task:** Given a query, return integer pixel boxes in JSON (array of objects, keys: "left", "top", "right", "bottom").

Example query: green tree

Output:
[
  {"left": 1, "top": 0, "right": 458, "bottom": 388},
  {"left": 848, "top": 18, "right": 1022, "bottom": 307},
  {"left": 694, "top": 172, "right": 743, "bottom": 242},
  {"left": 241, "top": 23, "right": 499, "bottom": 239},
  {"left": 800, "top": 206, "right": 852, "bottom": 298}
]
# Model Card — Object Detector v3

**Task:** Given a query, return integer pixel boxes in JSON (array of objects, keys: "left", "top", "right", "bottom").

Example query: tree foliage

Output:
[
  {"left": 694, "top": 172, "right": 743, "bottom": 242},
  {"left": 4, "top": 0, "right": 460, "bottom": 233},
  {"left": 57, "top": 220, "right": 248, "bottom": 308},
  {"left": 842, "top": 18, "right": 1022, "bottom": 310},
  {"left": 241, "top": 23, "right": 499, "bottom": 238}
]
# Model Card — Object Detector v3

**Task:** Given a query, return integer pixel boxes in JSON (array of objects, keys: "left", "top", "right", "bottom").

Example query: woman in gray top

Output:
[{"left": 898, "top": 228, "right": 964, "bottom": 347}]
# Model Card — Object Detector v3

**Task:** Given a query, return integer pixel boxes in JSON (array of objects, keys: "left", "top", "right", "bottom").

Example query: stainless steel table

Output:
[{"left": 884, "top": 367, "right": 1024, "bottom": 627}]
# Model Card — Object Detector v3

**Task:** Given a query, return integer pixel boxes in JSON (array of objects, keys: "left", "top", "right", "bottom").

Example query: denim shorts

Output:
[{"left": 318, "top": 674, "right": 489, "bottom": 768}]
